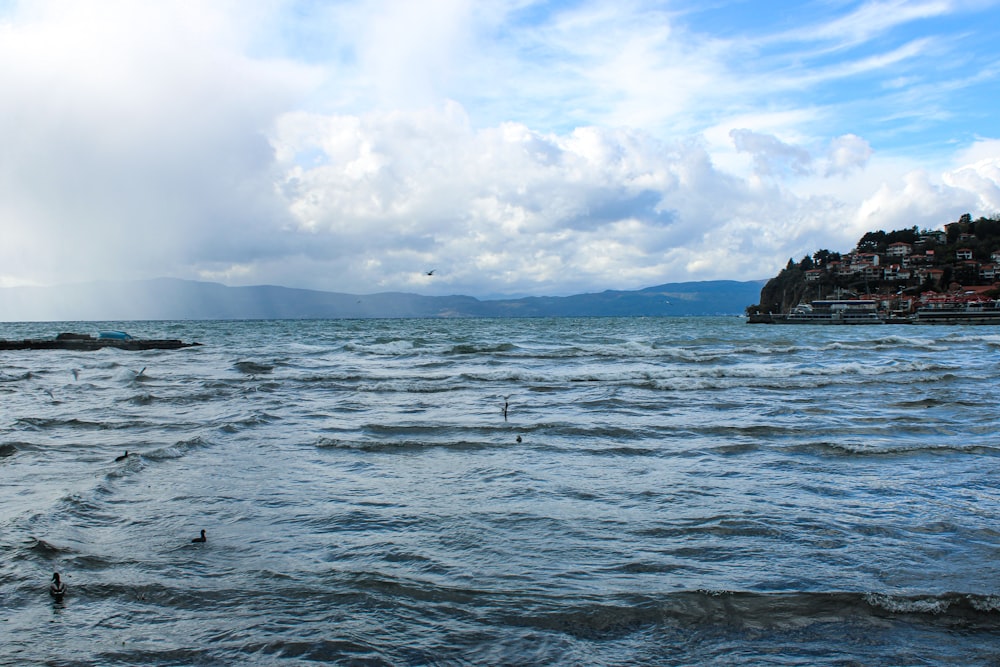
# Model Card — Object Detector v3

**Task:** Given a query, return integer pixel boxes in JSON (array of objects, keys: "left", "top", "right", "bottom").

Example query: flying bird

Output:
[{"left": 425, "top": 270, "right": 435, "bottom": 276}]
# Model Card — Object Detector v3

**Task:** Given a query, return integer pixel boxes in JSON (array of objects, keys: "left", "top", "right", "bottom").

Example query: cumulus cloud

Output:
[
  {"left": 729, "top": 129, "right": 813, "bottom": 177},
  {"left": 855, "top": 142, "right": 1000, "bottom": 233},
  {"left": 824, "top": 134, "right": 873, "bottom": 176},
  {"left": 264, "top": 106, "right": 885, "bottom": 294},
  {"left": 0, "top": 0, "right": 998, "bottom": 295},
  {"left": 944, "top": 158, "right": 1000, "bottom": 213}
]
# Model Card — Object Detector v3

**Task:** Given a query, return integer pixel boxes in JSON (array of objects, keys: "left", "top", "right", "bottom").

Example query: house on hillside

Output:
[
  {"left": 805, "top": 269, "right": 824, "bottom": 282},
  {"left": 914, "top": 268, "right": 945, "bottom": 285},
  {"left": 887, "top": 242, "right": 912, "bottom": 258}
]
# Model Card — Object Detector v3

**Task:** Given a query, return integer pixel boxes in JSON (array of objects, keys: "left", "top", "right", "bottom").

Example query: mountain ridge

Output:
[{"left": 0, "top": 277, "right": 766, "bottom": 322}]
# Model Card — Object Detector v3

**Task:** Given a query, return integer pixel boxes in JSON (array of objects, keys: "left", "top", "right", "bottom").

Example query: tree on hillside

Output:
[
  {"left": 856, "top": 230, "right": 886, "bottom": 252},
  {"left": 884, "top": 226, "right": 919, "bottom": 245},
  {"left": 974, "top": 217, "right": 1000, "bottom": 240},
  {"left": 856, "top": 227, "right": 919, "bottom": 253},
  {"left": 812, "top": 249, "right": 840, "bottom": 267}
]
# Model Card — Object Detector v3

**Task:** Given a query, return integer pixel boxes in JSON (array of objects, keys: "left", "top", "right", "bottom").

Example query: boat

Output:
[
  {"left": 0, "top": 332, "right": 202, "bottom": 351},
  {"left": 911, "top": 297, "right": 1000, "bottom": 324},
  {"left": 770, "top": 300, "right": 885, "bottom": 324}
]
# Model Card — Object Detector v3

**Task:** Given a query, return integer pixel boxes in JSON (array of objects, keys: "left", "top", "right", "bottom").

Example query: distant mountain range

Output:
[{"left": 0, "top": 278, "right": 766, "bottom": 322}]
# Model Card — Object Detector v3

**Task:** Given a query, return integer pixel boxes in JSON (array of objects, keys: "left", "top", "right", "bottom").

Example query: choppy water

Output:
[{"left": 2, "top": 317, "right": 1000, "bottom": 665}]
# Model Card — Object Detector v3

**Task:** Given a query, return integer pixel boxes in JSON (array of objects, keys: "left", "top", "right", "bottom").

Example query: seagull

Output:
[
  {"left": 71, "top": 369, "right": 79, "bottom": 381},
  {"left": 114, "top": 451, "right": 129, "bottom": 462},
  {"left": 191, "top": 529, "right": 207, "bottom": 543}
]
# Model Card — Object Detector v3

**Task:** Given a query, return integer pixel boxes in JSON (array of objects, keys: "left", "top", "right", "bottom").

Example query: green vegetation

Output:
[{"left": 748, "top": 214, "right": 1000, "bottom": 315}]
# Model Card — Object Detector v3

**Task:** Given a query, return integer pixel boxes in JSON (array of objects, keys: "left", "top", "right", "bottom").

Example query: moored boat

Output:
[
  {"left": 771, "top": 299, "right": 885, "bottom": 324},
  {"left": 912, "top": 296, "right": 1000, "bottom": 324}
]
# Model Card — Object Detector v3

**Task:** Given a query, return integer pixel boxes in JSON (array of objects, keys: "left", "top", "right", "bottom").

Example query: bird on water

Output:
[
  {"left": 50, "top": 572, "right": 66, "bottom": 598},
  {"left": 192, "top": 529, "right": 207, "bottom": 543},
  {"left": 114, "top": 451, "right": 129, "bottom": 462}
]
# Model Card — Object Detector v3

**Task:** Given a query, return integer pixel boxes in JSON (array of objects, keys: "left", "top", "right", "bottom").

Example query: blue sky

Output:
[{"left": 1, "top": 0, "right": 999, "bottom": 297}]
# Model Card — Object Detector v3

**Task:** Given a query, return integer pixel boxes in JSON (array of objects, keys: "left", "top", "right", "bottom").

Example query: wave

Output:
[
  {"left": 0, "top": 371, "right": 34, "bottom": 383},
  {"left": 123, "top": 392, "right": 156, "bottom": 406},
  {"left": 26, "top": 537, "right": 73, "bottom": 557},
  {"left": 821, "top": 335, "right": 947, "bottom": 351},
  {"left": 510, "top": 590, "right": 1000, "bottom": 639},
  {"left": 142, "top": 436, "right": 215, "bottom": 460},
  {"left": 321, "top": 334, "right": 956, "bottom": 365},
  {"left": 315, "top": 436, "right": 512, "bottom": 453},
  {"left": 943, "top": 332, "right": 1000, "bottom": 346},
  {"left": 446, "top": 342, "right": 518, "bottom": 355},
  {"left": 355, "top": 380, "right": 467, "bottom": 394},
  {"left": 12, "top": 416, "right": 158, "bottom": 431},
  {"left": 633, "top": 517, "right": 785, "bottom": 540},
  {"left": 216, "top": 411, "right": 281, "bottom": 433},
  {"left": 233, "top": 361, "right": 275, "bottom": 374},
  {"left": 788, "top": 441, "right": 1000, "bottom": 457}
]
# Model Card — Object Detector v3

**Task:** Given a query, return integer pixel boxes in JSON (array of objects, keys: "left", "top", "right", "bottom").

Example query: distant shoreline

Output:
[{"left": 0, "top": 278, "right": 766, "bottom": 322}]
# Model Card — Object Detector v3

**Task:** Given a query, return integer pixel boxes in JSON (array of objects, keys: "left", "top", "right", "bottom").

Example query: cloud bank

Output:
[{"left": 0, "top": 0, "right": 998, "bottom": 295}]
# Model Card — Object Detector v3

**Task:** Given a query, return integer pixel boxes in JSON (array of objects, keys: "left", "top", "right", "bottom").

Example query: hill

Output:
[
  {"left": 0, "top": 278, "right": 766, "bottom": 322},
  {"left": 748, "top": 213, "right": 1000, "bottom": 314}
]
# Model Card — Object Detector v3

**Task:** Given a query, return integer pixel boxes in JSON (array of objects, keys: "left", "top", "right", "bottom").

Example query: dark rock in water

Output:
[
  {"left": 55, "top": 332, "right": 91, "bottom": 341},
  {"left": 0, "top": 333, "right": 201, "bottom": 351}
]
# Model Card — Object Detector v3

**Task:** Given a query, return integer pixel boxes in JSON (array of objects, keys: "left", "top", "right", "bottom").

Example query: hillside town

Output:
[{"left": 748, "top": 214, "right": 1000, "bottom": 322}]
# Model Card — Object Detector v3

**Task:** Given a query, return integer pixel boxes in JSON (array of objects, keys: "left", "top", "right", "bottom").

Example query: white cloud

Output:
[
  {"left": 730, "top": 129, "right": 813, "bottom": 177},
  {"left": 0, "top": 0, "right": 318, "bottom": 286},
  {"left": 943, "top": 156, "right": 1000, "bottom": 213},
  {"left": 0, "top": 0, "right": 998, "bottom": 296},
  {"left": 777, "top": 0, "right": 950, "bottom": 47},
  {"left": 825, "top": 134, "right": 874, "bottom": 176},
  {"left": 268, "top": 106, "right": 918, "bottom": 294},
  {"left": 855, "top": 144, "right": 1000, "bottom": 233}
]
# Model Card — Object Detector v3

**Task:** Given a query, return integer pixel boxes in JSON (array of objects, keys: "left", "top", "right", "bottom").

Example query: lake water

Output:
[{"left": 2, "top": 317, "right": 1000, "bottom": 665}]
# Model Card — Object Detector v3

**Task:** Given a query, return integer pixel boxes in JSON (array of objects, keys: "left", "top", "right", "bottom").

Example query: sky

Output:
[{"left": 1, "top": 0, "right": 999, "bottom": 298}]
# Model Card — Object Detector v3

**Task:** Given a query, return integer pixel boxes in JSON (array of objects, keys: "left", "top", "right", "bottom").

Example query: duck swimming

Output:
[
  {"left": 50, "top": 572, "right": 66, "bottom": 598},
  {"left": 114, "top": 451, "right": 129, "bottom": 462},
  {"left": 191, "top": 529, "right": 207, "bottom": 543}
]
